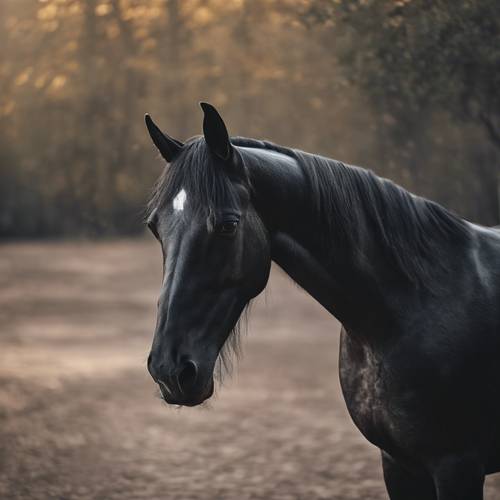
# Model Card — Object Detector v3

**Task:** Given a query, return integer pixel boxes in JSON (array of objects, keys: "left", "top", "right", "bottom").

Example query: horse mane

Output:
[
  {"left": 148, "top": 134, "right": 472, "bottom": 291},
  {"left": 230, "top": 136, "right": 472, "bottom": 289}
]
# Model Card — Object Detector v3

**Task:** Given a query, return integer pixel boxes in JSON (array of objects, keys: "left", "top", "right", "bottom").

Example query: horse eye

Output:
[{"left": 216, "top": 221, "right": 238, "bottom": 236}]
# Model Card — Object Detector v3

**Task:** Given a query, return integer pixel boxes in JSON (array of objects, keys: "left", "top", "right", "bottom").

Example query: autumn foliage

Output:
[{"left": 0, "top": 0, "right": 498, "bottom": 237}]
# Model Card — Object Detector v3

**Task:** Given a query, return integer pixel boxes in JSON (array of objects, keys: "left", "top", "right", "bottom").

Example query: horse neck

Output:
[{"left": 241, "top": 146, "right": 396, "bottom": 332}]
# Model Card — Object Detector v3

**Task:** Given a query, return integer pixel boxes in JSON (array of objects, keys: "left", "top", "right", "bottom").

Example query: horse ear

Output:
[
  {"left": 200, "top": 102, "right": 232, "bottom": 161},
  {"left": 145, "top": 114, "right": 183, "bottom": 163}
]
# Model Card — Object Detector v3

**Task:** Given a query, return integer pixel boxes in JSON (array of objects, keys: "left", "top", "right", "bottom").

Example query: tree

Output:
[
  {"left": 306, "top": 0, "right": 500, "bottom": 223},
  {"left": 2, "top": 0, "right": 498, "bottom": 235},
  {"left": 309, "top": 0, "right": 500, "bottom": 152}
]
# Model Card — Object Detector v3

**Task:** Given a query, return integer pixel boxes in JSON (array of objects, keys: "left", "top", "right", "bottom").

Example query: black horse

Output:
[{"left": 144, "top": 103, "right": 500, "bottom": 500}]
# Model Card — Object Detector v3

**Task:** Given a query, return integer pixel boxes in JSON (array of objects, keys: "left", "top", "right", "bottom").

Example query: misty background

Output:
[{"left": 1, "top": 0, "right": 499, "bottom": 239}]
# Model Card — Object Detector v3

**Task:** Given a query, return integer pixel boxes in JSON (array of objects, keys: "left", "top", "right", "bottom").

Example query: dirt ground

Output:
[{"left": 1, "top": 240, "right": 499, "bottom": 500}]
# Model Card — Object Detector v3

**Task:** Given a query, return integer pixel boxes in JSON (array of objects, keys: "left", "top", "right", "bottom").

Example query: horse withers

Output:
[{"left": 144, "top": 103, "right": 500, "bottom": 499}]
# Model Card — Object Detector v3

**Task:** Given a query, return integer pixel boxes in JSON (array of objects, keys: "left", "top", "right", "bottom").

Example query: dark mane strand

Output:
[
  {"left": 214, "top": 301, "right": 252, "bottom": 383},
  {"left": 231, "top": 136, "right": 472, "bottom": 289},
  {"left": 149, "top": 135, "right": 472, "bottom": 294}
]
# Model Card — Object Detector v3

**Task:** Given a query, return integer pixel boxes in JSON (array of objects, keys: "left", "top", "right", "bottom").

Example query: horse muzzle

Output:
[
  {"left": 157, "top": 376, "right": 214, "bottom": 406},
  {"left": 148, "top": 356, "right": 215, "bottom": 406}
]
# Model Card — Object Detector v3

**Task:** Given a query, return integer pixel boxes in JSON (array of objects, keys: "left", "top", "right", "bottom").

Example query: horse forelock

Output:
[{"left": 147, "top": 136, "right": 240, "bottom": 220}]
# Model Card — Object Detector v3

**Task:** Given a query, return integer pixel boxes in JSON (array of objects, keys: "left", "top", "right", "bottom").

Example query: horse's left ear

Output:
[
  {"left": 200, "top": 102, "right": 232, "bottom": 161},
  {"left": 145, "top": 114, "right": 184, "bottom": 163}
]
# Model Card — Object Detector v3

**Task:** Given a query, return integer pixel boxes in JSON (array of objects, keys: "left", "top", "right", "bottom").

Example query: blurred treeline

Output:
[{"left": 0, "top": 0, "right": 499, "bottom": 238}]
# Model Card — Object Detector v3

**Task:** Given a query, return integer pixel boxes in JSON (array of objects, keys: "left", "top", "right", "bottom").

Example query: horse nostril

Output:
[{"left": 177, "top": 360, "right": 198, "bottom": 393}]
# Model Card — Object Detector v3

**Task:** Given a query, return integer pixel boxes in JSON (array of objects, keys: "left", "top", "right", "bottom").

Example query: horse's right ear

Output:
[{"left": 145, "top": 114, "right": 183, "bottom": 163}]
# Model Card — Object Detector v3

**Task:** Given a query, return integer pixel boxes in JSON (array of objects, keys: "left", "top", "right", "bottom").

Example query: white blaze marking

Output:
[{"left": 173, "top": 189, "right": 187, "bottom": 211}]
